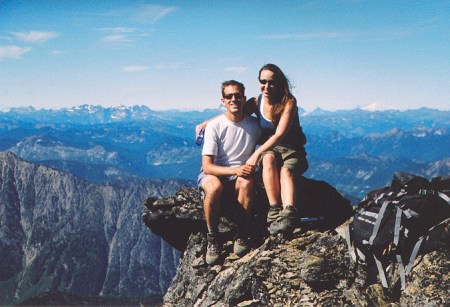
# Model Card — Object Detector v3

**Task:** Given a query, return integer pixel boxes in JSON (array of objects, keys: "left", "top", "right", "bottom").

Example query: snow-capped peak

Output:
[{"left": 360, "top": 101, "right": 389, "bottom": 112}]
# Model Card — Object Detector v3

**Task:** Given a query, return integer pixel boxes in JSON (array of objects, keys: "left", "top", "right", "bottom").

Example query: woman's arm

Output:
[
  {"left": 244, "top": 97, "right": 258, "bottom": 115},
  {"left": 246, "top": 97, "right": 297, "bottom": 166},
  {"left": 195, "top": 115, "right": 222, "bottom": 136},
  {"left": 195, "top": 96, "right": 257, "bottom": 136}
]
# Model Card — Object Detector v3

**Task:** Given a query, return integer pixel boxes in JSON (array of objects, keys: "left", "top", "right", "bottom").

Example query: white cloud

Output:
[
  {"left": 123, "top": 66, "right": 150, "bottom": 72},
  {"left": 259, "top": 31, "right": 359, "bottom": 40},
  {"left": 139, "top": 31, "right": 156, "bottom": 37},
  {"left": 223, "top": 67, "right": 248, "bottom": 73},
  {"left": 100, "top": 8, "right": 128, "bottom": 17},
  {"left": 97, "top": 28, "right": 138, "bottom": 46},
  {"left": 134, "top": 4, "right": 176, "bottom": 23},
  {"left": 11, "top": 31, "right": 59, "bottom": 44},
  {"left": 101, "top": 5, "right": 176, "bottom": 24},
  {"left": 95, "top": 27, "right": 136, "bottom": 33},
  {"left": 101, "top": 34, "right": 133, "bottom": 44},
  {"left": 156, "top": 62, "right": 184, "bottom": 70},
  {"left": 0, "top": 45, "right": 32, "bottom": 60},
  {"left": 52, "top": 50, "right": 66, "bottom": 54},
  {"left": 259, "top": 26, "right": 422, "bottom": 42}
]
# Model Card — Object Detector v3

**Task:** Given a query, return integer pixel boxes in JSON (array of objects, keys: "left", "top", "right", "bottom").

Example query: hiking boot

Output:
[
  {"left": 278, "top": 205, "right": 298, "bottom": 220},
  {"left": 233, "top": 236, "right": 249, "bottom": 257},
  {"left": 206, "top": 233, "right": 221, "bottom": 265},
  {"left": 267, "top": 204, "right": 282, "bottom": 224},
  {"left": 269, "top": 217, "right": 293, "bottom": 235},
  {"left": 268, "top": 206, "right": 299, "bottom": 235}
]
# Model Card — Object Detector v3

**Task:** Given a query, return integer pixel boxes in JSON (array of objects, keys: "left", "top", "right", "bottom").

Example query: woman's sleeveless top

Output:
[{"left": 256, "top": 94, "right": 306, "bottom": 153}]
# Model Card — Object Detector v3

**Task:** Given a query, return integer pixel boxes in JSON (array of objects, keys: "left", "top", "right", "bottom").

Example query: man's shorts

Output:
[
  {"left": 198, "top": 170, "right": 237, "bottom": 190},
  {"left": 257, "top": 145, "right": 308, "bottom": 174}
]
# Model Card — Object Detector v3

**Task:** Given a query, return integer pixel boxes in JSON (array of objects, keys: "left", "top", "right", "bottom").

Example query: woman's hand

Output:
[{"left": 246, "top": 151, "right": 260, "bottom": 169}]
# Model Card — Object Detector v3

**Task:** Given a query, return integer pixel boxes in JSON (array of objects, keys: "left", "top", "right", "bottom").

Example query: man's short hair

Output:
[{"left": 221, "top": 80, "right": 245, "bottom": 97}]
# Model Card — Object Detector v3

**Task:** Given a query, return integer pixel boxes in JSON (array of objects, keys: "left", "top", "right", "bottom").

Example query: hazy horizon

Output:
[
  {"left": 1, "top": 101, "right": 448, "bottom": 114},
  {"left": 1, "top": 1, "right": 449, "bottom": 112}
]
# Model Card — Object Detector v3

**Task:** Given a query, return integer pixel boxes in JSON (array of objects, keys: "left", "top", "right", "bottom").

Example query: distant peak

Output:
[
  {"left": 305, "top": 107, "right": 333, "bottom": 116},
  {"left": 360, "top": 101, "right": 389, "bottom": 112}
]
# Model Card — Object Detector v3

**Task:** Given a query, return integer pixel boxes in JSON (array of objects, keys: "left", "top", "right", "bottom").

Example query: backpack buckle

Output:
[{"left": 420, "top": 189, "right": 434, "bottom": 196}]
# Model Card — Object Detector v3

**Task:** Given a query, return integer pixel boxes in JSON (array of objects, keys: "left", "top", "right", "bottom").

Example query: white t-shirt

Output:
[{"left": 202, "top": 114, "right": 261, "bottom": 167}]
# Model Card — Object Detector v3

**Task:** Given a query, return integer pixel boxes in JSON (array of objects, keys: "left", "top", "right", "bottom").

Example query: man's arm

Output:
[{"left": 203, "top": 155, "right": 255, "bottom": 178}]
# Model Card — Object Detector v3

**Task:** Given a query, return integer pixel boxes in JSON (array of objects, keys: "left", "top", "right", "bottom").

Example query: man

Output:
[{"left": 198, "top": 80, "right": 261, "bottom": 265}]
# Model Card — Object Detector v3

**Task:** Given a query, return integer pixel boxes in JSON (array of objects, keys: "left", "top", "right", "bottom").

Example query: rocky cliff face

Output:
[
  {"left": 143, "top": 179, "right": 450, "bottom": 306},
  {"left": 0, "top": 152, "right": 187, "bottom": 306}
]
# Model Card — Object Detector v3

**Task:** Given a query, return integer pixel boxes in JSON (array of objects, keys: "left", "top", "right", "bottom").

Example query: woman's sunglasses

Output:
[{"left": 259, "top": 79, "right": 276, "bottom": 86}]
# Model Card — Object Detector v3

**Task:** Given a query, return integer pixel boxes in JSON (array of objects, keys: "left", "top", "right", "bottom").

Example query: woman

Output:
[
  {"left": 245, "top": 64, "right": 308, "bottom": 234},
  {"left": 196, "top": 64, "right": 308, "bottom": 234}
]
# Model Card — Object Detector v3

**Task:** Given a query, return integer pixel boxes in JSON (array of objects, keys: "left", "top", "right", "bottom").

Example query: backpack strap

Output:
[
  {"left": 396, "top": 254, "right": 407, "bottom": 290},
  {"left": 345, "top": 224, "right": 366, "bottom": 263},
  {"left": 393, "top": 207, "right": 407, "bottom": 290},
  {"left": 406, "top": 216, "right": 450, "bottom": 276},
  {"left": 403, "top": 201, "right": 450, "bottom": 288},
  {"left": 406, "top": 235, "right": 425, "bottom": 276},
  {"left": 374, "top": 192, "right": 390, "bottom": 203},
  {"left": 345, "top": 226, "right": 357, "bottom": 262},
  {"left": 438, "top": 191, "right": 450, "bottom": 204},
  {"left": 420, "top": 189, "right": 450, "bottom": 204},
  {"left": 370, "top": 200, "right": 393, "bottom": 289},
  {"left": 369, "top": 200, "right": 390, "bottom": 245},
  {"left": 393, "top": 207, "right": 403, "bottom": 247},
  {"left": 373, "top": 254, "right": 389, "bottom": 288}
]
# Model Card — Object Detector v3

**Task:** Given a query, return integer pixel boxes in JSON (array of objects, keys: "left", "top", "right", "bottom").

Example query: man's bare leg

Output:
[
  {"left": 201, "top": 175, "right": 223, "bottom": 265},
  {"left": 201, "top": 175, "right": 223, "bottom": 231},
  {"left": 235, "top": 176, "right": 254, "bottom": 213},
  {"left": 233, "top": 176, "right": 254, "bottom": 257}
]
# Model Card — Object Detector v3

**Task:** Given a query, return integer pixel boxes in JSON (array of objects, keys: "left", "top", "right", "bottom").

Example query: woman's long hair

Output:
[{"left": 259, "top": 64, "right": 293, "bottom": 126}]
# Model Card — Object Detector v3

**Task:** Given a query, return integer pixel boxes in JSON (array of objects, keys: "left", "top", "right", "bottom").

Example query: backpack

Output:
[{"left": 346, "top": 172, "right": 450, "bottom": 290}]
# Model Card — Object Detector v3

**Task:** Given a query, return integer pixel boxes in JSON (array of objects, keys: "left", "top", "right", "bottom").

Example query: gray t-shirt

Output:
[{"left": 202, "top": 114, "right": 261, "bottom": 167}]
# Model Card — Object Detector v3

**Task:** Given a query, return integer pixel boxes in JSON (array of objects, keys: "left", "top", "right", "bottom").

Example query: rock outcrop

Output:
[{"left": 142, "top": 178, "right": 450, "bottom": 306}]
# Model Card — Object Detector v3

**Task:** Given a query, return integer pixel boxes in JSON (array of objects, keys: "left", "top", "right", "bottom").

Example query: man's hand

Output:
[
  {"left": 196, "top": 122, "right": 207, "bottom": 137},
  {"left": 235, "top": 164, "right": 255, "bottom": 178}
]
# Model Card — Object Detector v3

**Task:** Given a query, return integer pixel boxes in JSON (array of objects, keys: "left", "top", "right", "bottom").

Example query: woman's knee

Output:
[
  {"left": 262, "top": 153, "right": 277, "bottom": 168},
  {"left": 280, "top": 167, "right": 294, "bottom": 179}
]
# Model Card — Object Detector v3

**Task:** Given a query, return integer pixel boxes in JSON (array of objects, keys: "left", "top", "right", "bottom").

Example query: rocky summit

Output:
[{"left": 143, "top": 178, "right": 450, "bottom": 306}]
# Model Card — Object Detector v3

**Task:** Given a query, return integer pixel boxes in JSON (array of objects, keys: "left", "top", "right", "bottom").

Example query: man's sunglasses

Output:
[
  {"left": 223, "top": 92, "right": 243, "bottom": 100},
  {"left": 259, "top": 79, "right": 277, "bottom": 86}
]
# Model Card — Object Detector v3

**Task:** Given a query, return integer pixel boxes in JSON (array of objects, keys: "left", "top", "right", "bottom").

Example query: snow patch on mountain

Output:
[{"left": 360, "top": 101, "right": 389, "bottom": 111}]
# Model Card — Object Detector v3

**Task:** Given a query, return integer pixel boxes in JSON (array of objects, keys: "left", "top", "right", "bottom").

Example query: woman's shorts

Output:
[{"left": 257, "top": 145, "right": 308, "bottom": 175}]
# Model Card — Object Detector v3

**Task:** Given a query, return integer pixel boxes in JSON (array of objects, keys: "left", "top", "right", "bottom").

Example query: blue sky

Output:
[{"left": 1, "top": 0, "right": 449, "bottom": 112}]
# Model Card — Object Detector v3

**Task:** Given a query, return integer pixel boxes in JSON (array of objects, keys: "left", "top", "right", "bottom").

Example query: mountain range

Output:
[
  {"left": 0, "top": 152, "right": 189, "bottom": 306},
  {"left": 2, "top": 105, "right": 450, "bottom": 200},
  {"left": 1, "top": 104, "right": 450, "bottom": 304}
]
